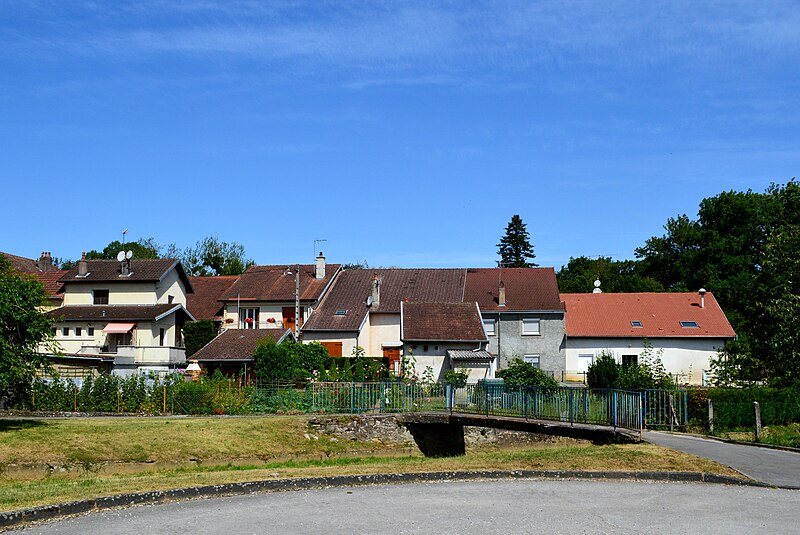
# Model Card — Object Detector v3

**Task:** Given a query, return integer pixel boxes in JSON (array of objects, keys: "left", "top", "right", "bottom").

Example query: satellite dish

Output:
[
  {"left": 117, "top": 251, "right": 126, "bottom": 262},
  {"left": 126, "top": 250, "right": 133, "bottom": 260},
  {"left": 366, "top": 295, "right": 374, "bottom": 307}
]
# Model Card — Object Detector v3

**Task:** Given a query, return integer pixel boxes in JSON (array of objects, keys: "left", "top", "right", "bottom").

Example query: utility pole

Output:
[{"left": 295, "top": 265, "right": 301, "bottom": 341}]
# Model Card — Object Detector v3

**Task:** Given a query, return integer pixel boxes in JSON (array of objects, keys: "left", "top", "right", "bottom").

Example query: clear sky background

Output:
[{"left": 2, "top": 1, "right": 798, "bottom": 269}]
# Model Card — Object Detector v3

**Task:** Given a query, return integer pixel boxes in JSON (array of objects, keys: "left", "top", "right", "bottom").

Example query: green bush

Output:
[
  {"left": 587, "top": 352, "right": 620, "bottom": 388},
  {"left": 444, "top": 368, "right": 469, "bottom": 387},
  {"left": 497, "top": 358, "right": 557, "bottom": 387},
  {"left": 183, "top": 320, "right": 218, "bottom": 356},
  {"left": 688, "top": 386, "right": 800, "bottom": 432}
]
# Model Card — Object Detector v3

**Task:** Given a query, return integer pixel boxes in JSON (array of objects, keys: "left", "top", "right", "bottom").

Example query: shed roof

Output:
[{"left": 193, "top": 328, "right": 293, "bottom": 362}]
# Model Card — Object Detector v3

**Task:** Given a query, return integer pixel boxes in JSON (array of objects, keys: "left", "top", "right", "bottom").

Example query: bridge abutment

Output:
[{"left": 404, "top": 422, "right": 466, "bottom": 457}]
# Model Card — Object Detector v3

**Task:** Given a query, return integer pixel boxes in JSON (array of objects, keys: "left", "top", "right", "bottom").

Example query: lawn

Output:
[{"left": 0, "top": 416, "right": 742, "bottom": 512}]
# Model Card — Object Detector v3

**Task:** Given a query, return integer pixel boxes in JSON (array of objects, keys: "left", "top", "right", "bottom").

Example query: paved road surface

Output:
[
  {"left": 644, "top": 431, "right": 800, "bottom": 488},
  {"left": 15, "top": 480, "right": 800, "bottom": 534}
]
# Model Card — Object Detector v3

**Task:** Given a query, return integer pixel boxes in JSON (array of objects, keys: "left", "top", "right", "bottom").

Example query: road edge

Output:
[{"left": 0, "top": 470, "right": 783, "bottom": 531}]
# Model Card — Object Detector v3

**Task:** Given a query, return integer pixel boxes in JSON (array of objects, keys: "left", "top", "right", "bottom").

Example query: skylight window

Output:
[
  {"left": 335, "top": 309, "right": 348, "bottom": 316},
  {"left": 630, "top": 321, "right": 643, "bottom": 328},
  {"left": 680, "top": 321, "right": 699, "bottom": 328}
]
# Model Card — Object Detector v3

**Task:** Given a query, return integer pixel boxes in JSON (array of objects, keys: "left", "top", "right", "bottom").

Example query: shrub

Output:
[
  {"left": 587, "top": 351, "right": 620, "bottom": 388},
  {"left": 444, "top": 368, "right": 469, "bottom": 387},
  {"left": 497, "top": 358, "right": 557, "bottom": 387}
]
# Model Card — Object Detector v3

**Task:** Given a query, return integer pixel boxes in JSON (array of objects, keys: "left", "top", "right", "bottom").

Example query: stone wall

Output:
[{"left": 308, "top": 415, "right": 583, "bottom": 449}]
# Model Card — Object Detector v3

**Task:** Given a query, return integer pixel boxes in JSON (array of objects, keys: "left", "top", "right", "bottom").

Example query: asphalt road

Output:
[
  {"left": 14, "top": 480, "right": 800, "bottom": 534},
  {"left": 643, "top": 431, "right": 800, "bottom": 488}
]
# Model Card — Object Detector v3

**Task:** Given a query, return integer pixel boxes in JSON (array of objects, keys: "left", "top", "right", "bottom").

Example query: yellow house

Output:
[{"left": 45, "top": 255, "right": 195, "bottom": 377}]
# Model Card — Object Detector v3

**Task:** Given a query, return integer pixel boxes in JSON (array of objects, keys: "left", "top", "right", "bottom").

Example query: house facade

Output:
[
  {"left": 45, "top": 255, "right": 195, "bottom": 377},
  {"left": 561, "top": 292, "right": 736, "bottom": 385},
  {"left": 464, "top": 268, "right": 566, "bottom": 377},
  {"left": 303, "top": 267, "right": 564, "bottom": 381}
]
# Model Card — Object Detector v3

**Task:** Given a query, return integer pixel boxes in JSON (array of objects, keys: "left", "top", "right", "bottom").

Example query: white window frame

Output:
[
  {"left": 240, "top": 307, "right": 260, "bottom": 329},
  {"left": 521, "top": 318, "right": 540, "bottom": 336},
  {"left": 483, "top": 318, "right": 496, "bottom": 336},
  {"left": 523, "top": 354, "right": 540, "bottom": 369}
]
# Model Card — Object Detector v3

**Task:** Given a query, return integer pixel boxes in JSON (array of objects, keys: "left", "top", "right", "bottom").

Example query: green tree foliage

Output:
[
  {"left": 253, "top": 339, "right": 329, "bottom": 383},
  {"left": 497, "top": 214, "right": 537, "bottom": 268},
  {"left": 586, "top": 351, "right": 620, "bottom": 389},
  {"left": 557, "top": 256, "right": 664, "bottom": 293},
  {"left": 636, "top": 179, "right": 800, "bottom": 385},
  {"left": 497, "top": 358, "right": 557, "bottom": 387},
  {"left": 84, "top": 238, "right": 173, "bottom": 260},
  {"left": 182, "top": 320, "right": 218, "bottom": 357},
  {"left": 444, "top": 368, "right": 469, "bottom": 387},
  {"left": 182, "top": 235, "right": 254, "bottom": 276},
  {"left": 0, "top": 257, "right": 55, "bottom": 407}
]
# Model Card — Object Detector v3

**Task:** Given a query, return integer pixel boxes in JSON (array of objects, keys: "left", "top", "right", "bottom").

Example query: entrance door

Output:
[
  {"left": 282, "top": 307, "right": 305, "bottom": 333},
  {"left": 383, "top": 347, "right": 401, "bottom": 376}
]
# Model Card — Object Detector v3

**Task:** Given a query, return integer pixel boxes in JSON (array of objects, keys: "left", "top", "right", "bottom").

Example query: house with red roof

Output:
[
  {"left": 1, "top": 251, "right": 66, "bottom": 310},
  {"left": 464, "top": 267, "right": 566, "bottom": 376},
  {"left": 561, "top": 291, "right": 736, "bottom": 385},
  {"left": 303, "top": 266, "right": 565, "bottom": 381}
]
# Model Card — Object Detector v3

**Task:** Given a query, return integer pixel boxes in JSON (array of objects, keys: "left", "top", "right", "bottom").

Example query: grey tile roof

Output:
[
  {"left": 59, "top": 259, "right": 194, "bottom": 293},
  {"left": 447, "top": 350, "right": 494, "bottom": 361},
  {"left": 47, "top": 304, "right": 192, "bottom": 322}
]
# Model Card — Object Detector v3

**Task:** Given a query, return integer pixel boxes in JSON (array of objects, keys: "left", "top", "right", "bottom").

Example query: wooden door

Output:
[
  {"left": 282, "top": 307, "right": 305, "bottom": 333},
  {"left": 321, "top": 341, "right": 343, "bottom": 357},
  {"left": 383, "top": 347, "right": 401, "bottom": 376}
]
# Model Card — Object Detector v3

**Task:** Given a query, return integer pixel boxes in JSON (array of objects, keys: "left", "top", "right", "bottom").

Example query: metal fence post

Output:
[
  {"left": 638, "top": 393, "right": 643, "bottom": 438},
  {"left": 668, "top": 394, "right": 675, "bottom": 432},
  {"left": 569, "top": 389, "right": 574, "bottom": 426},
  {"left": 612, "top": 390, "right": 617, "bottom": 429},
  {"left": 523, "top": 387, "right": 528, "bottom": 420},
  {"left": 351, "top": 382, "right": 355, "bottom": 414},
  {"left": 485, "top": 386, "right": 490, "bottom": 417}
]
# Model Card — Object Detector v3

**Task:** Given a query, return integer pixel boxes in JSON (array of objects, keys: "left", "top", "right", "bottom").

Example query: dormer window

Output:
[
  {"left": 680, "top": 321, "right": 699, "bottom": 328},
  {"left": 93, "top": 289, "right": 109, "bottom": 305},
  {"left": 631, "top": 321, "right": 643, "bottom": 328}
]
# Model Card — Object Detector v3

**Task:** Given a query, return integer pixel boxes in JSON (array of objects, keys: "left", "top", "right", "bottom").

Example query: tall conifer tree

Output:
[{"left": 497, "top": 214, "right": 537, "bottom": 267}]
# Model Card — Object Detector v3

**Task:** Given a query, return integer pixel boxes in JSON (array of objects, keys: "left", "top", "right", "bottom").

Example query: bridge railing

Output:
[
  {"left": 448, "top": 384, "right": 642, "bottom": 431},
  {"left": 308, "top": 382, "right": 643, "bottom": 432}
]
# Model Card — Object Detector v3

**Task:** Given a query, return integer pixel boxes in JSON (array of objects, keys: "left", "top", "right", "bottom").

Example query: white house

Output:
[
  {"left": 561, "top": 291, "right": 736, "bottom": 385},
  {"left": 45, "top": 255, "right": 195, "bottom": 377}
]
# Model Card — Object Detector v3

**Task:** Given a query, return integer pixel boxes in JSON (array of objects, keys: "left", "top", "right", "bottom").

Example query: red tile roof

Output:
[
  {"left": 59, "top": 259, "right": 193, "bottom": 292},
  {"left": 193, "top": 328, "right": 292, "bottom": 362},
  {"left": 464, "top": 268, "right": 564, "bottom": 311},
  {"left": 303, "top": 269, "right": 466, "bottom": 331},
  {"left": 187, "top": 276, "right": 239, "bottom": 321},
  {"left": 1, "top": 252, "right": 40, "bottom": 272},
  {"left": 219, "top": 264, "right": 341, "bottom": 303},
  {"left": 561, "top": 292, "right": 736, "bottom": 338},
  {"left": 402, "top": 302, "right": 487, "bottom": 342},
  {"left": 34, "top": 270, "right": 67, "bottom": 299}
]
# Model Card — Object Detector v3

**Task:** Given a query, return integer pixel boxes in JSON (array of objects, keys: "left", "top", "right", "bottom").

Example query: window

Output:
[
  {"left": 680, "top": 321, "right": 699, "bottom": 328},
  {"left": 62, "top": 327, "right": 69, "bottom": 336},
  {"left": 622, "top": 354, "right": 638, "bottom": 367},
  {"left": 168, "top": 295, "right": 174, "bottom": 304},
  {"left": 93, "top": 289, "right": 109, "bottom": 305},
  {"left": 483, "top": 319, "right": 496, "bottom": 336},
  {"left": 87, "top": 327, "right": 94, "bottom": 336},
  {"left": 521, "top": 318, "right": 540, "bottom": 335},
  {"left": 159, "top": 328, "right": 165, "bottom": 346},
  {"left": 335, "top": 309, "right": 348, "bottom": 316},
  {"left": 240, "top": 308, "right": 260, "bottom": 329},
  {"left": 76, "top": 327, "right": 82, "bottom": 337},
  {"left": 524, "top": 354, "right": 540, "bottom": 368},
  {"left": 630, "top": 321, "right": 643, "bottom": 328}
]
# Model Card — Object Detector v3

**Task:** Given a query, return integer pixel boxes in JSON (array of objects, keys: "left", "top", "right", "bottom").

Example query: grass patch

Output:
[
  {"left": 719, "top": 423, "right": 800, "bottom": 448},
  {"left": 0, "top": 416, "right": 742, "bottom": 512}
]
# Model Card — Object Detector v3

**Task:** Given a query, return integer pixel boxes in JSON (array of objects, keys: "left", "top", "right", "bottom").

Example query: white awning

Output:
[{"left": 102, "top": 322, "right": 135, "bottom": 334}]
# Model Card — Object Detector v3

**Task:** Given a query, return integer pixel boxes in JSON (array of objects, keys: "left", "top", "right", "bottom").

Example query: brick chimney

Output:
[
  {"left": 77, "top": 252, "right": 88, "bottom": 277},
  {"left": 315, "top": 251, "right": 326, "bottom": 280},
  {"left": 498, "top": 281, "right": 506, "bottom": 307},
  {"left": 38, "top": 251, "right": 53, "bottom": 272}
]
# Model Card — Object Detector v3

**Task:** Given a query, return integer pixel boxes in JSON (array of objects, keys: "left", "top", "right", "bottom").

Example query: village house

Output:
[
  {"left": 44, "top": 254, "right": 195, "bottom": 377},
  {"left": 561, "top": 291, "right": 736, "bottom": 385}
]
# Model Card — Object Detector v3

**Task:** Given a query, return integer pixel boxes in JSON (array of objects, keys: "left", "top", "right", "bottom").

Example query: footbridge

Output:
[{"left": 310, "top": 383, "right": 649, "bottom": 456}]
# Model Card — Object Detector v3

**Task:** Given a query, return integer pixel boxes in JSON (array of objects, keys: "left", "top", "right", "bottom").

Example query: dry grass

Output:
[{"left": 0, "top": 416, "right": 743, "bottom": 512}]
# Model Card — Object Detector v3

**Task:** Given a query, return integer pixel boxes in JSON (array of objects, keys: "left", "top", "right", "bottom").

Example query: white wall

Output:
[
  {"left": 565, "top": 337, "right": 728, "bottom": 385},
  {"left": 155, "top": 269, "right": 187, "bottom": 305},
  {"left": 63, "top": 282, "right": 157, "bottom": 305},
  {"left": 367, "top": 313, "right": 401, "bottom": 357},
  {"left": 302, "top": 331, "right": 360, "bottom": 357}
]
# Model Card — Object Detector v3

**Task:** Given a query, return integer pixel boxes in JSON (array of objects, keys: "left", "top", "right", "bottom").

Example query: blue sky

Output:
[{"left": 2, "top": 1, "right": 798, "bottom": 269}]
